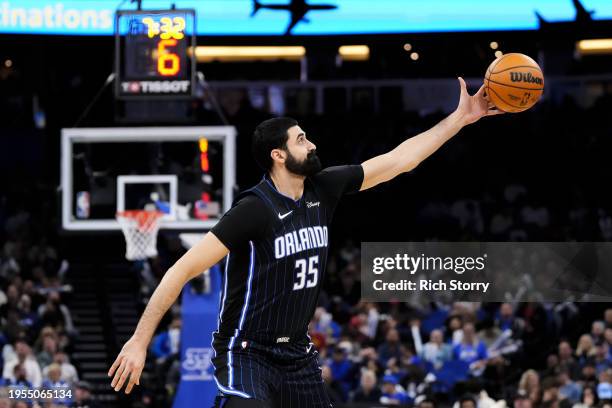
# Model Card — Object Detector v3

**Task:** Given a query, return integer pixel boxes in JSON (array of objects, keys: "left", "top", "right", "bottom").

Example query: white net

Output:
[{"left": 116, "top": 210, "right": 163, "bottom": 261}]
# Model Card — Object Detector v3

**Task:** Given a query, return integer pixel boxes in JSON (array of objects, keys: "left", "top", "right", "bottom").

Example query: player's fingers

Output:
[
  {"left": 125, "top": 371, "right": 140, "bottom": 394},
  {"left": 108, "top": 355, "right": 124, "bottom": 377},
  {"left": 475, "top": 84, "right": 486, "bottom": 98},
  {"left": 487, "top": 108, "right": 506, "bottom": 116},
  {"left": 458, "top": 77, "right": 467, "bottom": 95},
  {"left": 114, "top": 362, "right": 134, "bottom": 391},
  {"left": 127, "top": 366, "right": 143, "bottom": 393},
  {"left": 111, "top": 358, "right": 128, "bottom": 388}
]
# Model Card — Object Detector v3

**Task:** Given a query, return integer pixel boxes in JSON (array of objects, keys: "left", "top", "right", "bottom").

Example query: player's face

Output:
[{"left": 283, "top": 125, "right": 321, "bottom": 176}]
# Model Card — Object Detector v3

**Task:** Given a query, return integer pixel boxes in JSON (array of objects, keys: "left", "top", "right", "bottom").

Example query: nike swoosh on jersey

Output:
[{"left": 278, "top": 210, "right": 293, "bottom": 220}]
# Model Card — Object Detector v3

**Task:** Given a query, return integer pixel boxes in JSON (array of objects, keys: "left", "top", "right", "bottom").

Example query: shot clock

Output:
[{"left": 115, "top": 9, "right": 196, "bottom": 99}]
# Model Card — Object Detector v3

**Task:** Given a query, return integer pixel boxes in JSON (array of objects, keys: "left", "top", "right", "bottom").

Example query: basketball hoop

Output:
[{"left": 116, "top": 210, "right": 163, "bottom": 261}]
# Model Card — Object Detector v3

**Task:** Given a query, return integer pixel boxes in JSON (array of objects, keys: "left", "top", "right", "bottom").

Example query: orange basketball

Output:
[{"left": 485, "top": 53, "right": 544, "bottom": 113}]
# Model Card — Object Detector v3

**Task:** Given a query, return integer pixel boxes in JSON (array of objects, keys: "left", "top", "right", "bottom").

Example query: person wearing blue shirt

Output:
[
  {"left": 327, "top": 346, "right": 354, "bottom": 400},
  {"left": 452, "top": 323, "right": 488, "bottom": 371},
  {"left": 380, "top": 374, "right": 410, "bottom": 405},
  {"left": 378, "top": 328, "right": 403, "bottom": 367},
  {"left": 41, "top": 363, "right": 72, "bottom": 406}
]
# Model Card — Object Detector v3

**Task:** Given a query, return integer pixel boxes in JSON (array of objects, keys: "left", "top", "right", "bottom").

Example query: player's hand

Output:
[
  {"left": 455, "top": 77, "right": 504, "bottom": 126},
  {"left": 108, "top": 336, "right": 148, "bottom": 394}
]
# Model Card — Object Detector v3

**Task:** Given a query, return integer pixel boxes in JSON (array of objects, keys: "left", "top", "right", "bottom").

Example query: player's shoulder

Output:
[
  {"left": 232, "top": 191, "right": 268, "bottom": 210},
  {"left": 309, "top": 164, "right": 363, "bottom": 185}
]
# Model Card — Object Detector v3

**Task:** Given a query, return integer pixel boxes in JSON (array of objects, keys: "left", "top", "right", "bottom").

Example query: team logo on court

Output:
[{"left": 181, "top": 347, "right": 214, "bottom": 381}]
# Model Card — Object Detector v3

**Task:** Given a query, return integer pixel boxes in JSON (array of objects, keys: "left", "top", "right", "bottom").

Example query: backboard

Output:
[{"left": 61, "top": 126, "right": 236, "bottom": 231}]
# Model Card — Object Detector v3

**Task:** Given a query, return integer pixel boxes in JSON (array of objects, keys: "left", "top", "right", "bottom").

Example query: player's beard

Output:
[{"left": 285, "top": 149, "right": 321, "bottom": 177}]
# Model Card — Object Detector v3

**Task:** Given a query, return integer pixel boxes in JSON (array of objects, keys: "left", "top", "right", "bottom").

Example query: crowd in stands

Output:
[
  {"left": 307, "top": 242, "right": 612, "bottom": 407},
  {"left": 0, "top": 196, "right": 95, "bottom": 407}
]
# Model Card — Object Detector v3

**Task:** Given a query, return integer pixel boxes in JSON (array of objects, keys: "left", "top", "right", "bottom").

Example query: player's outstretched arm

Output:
[
  {"left": 108, "top": 232, "right": 229, "bottom": 394},
  {"left": 359, "top": 77, "right": 504, "bottom": 191}
]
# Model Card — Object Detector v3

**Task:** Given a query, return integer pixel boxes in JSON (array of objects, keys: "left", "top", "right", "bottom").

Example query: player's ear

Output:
[{"left": 270, "top": 148, "right": 286, "bottom": 164}]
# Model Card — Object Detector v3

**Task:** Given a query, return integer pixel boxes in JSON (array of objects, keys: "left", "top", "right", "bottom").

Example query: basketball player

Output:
[{"left": 109, "top": 78, "right": 502, "bottom": 406}]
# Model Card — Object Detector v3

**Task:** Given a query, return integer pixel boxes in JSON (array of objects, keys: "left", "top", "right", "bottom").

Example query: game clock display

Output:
[{"left": 115, "top": 9, "right": 196, "bottom": 99}]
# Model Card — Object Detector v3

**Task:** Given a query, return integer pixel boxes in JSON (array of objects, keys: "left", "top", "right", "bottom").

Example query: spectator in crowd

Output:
[
  {"left": 2, "top": 339, "right": 42, "bottom": 388},
  {"left": 321, "top": 365, "right": 344, "bottom": 404},
  {"left": 573, "top": 387, "right": 598, "bottom": 408},
  {"left": 0, "top": 285, "right": 19, "bottom": 318},
  {"left": 352, "top": 369, "right": 382, "bottom": 403},
  {"left": 452, "top": 323, "right": 487, "bottom": 371},
  {"left": 596, "top": 369, "right": 612, "bottom": 402},
  {"left": 496, "top": 303, "right": 524, "bottom": 336},
  {"left": 458, "top": 395, "right": 477, "bottom": 408},
  {"left": 604, "top": 310, "right": 612, "bottom": 328},
  {"left": 420, "top": 329, "right": 452, "bottom": 369},
  {"left": 41, "top": 363, "right": 72, "bottom": 405},
  {"left": 541, "top": 379, "right": 560, "bottom": 408},
  {"left": 378, "top": 329, "right": 403, "bottom": 367},
  {"left": 518, "top": 369, "right": 541, "bottom": 405},
  {"left": 150, "top": 316, "right": 181, "bottom": 360},
  {"left": 36, "top": 335, "right": 57, "bottom": 369},
  {"left": 417, "top": 398, "right": 436, "bottom": 408},
  {"left": 380, "top": 374, "right": 410, "bottom": 406},
  {"left": 514, "top": 394, "right": 534, "bottom": 408},
  {"left": 312, "top": 307, "right": 342, "bottom": 344},
  {"left": 72, "top": 381, "right": 98, "bottom": 408},
  {"left": 16, "top": 294, "right": 38, "bottom": 338},
  {"left": 592, "top": 321, "right": 606, "bottom": 346},
  {"left": 3, "top": 363, "right": 31, "bottom": 388},
  {"left": 327, "top": 345, "right": 354, "bottom": 400},
  {"left": 576, "top": 334, "right": 597, "bottom": 366},
  {"left": 37, "top": 292, "right": 75, "bottom": 336},
  {"left": 580, "top": 363, "right": 599, "bottom": 389},
  {"left": 594, "top": 344, "right": 611, "bottom": 375},
  {"left": 559, "top": 341, "right": 580, "bottom": 379},
  {"left": 446, "top": 315, "right": 464, "bottom": 345},
  {"left": 42, "top": 352, "right": 78, "bottom": 384},
  {"left": 559, "top": 368, "right": 583, "bottom": 404}
]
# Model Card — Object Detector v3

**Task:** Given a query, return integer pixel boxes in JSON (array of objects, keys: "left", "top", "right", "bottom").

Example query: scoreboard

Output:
[{"left": 115, "top": 9, "right": 196, "bottom": 99}]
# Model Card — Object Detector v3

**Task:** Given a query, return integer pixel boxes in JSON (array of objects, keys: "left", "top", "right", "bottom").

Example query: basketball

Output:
[{"left": 485, "top": 53, "right": 544, "bottom": 113}]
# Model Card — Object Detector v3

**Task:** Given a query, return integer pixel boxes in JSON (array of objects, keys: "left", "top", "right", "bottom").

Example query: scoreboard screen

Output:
[{"left": 115, "top": 9, "right": 196, "bottom": 99}]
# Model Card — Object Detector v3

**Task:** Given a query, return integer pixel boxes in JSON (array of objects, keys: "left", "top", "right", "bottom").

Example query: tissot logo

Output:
[
  {"left": 120, "top": 80, "right": 191, "bottom": 94},
  {"left": 509, "top": 72, "right": 543, "bottom": 86}
]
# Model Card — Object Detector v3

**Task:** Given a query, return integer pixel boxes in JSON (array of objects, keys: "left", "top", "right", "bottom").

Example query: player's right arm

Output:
[
  {"left": 108, "top": 195, "right": 268, "bottom": 395},
  {"left": 359, "top": 78, "right": 503, "bottom": 191},
  {"left": 108, "top": 232, "right": 229, "bottom": 394}
]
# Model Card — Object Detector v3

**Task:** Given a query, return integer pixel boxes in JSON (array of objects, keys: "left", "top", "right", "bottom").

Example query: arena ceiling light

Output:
[
  {"left": 338, "top": 45, "right": 370, "bottom": 61},
  {"left": 189, "top": 46, "right": 306, "bottom": 62},
  {"left": 576, "top": 39, "right": 612, "bottom": 55}
]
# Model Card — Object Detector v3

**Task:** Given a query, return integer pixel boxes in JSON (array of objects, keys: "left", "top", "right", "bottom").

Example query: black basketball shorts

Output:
[{"left": 211, "top": 336, "right": 332, "bottom": 408}]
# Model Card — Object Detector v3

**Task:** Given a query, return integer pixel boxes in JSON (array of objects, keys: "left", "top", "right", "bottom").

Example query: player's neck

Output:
[{"left": 269, "top": 170, "right": 305, "bottom": 201}]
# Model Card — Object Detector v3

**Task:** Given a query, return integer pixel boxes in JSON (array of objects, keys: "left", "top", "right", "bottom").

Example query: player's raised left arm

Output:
[{"left": 359, "top": 77, "right": 503, "bottom": 191}]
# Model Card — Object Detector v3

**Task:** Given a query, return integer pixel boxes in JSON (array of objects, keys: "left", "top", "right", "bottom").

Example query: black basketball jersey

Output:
[{"left": 211, "top": 165, "right": 363, "bottom": 346}]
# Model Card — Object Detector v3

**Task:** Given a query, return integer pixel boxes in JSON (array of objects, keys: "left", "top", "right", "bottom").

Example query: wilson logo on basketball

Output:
[{"left": 509, "top": 72, "right": 543, "bottom": 86}]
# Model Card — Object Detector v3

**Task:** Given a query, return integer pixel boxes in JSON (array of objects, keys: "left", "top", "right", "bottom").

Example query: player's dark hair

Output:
[{"left": 252, "top": 117, "right": 298, "bottom": 172}]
